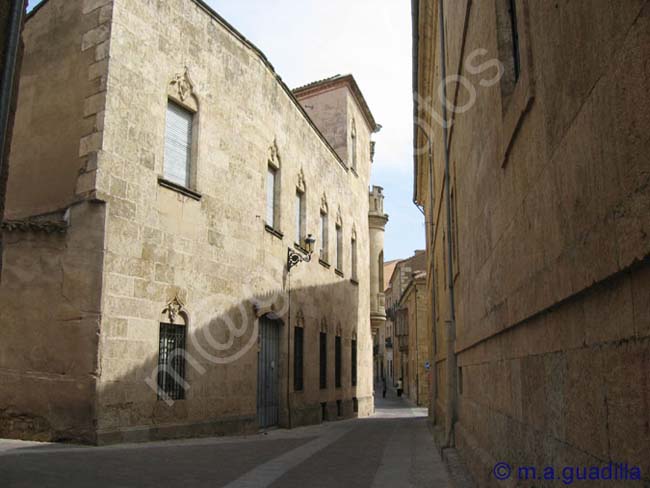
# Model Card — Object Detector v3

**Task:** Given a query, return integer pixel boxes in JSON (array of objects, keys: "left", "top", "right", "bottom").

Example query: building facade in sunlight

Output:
[
  {"left": 384, "top": 251, "right": 428, "bottom": 405},
  {"left": 413, "top": 0, "right": 650, "bottom": 484},
  {"left": 0, "top": 0, "right": 384, "bottom": 444}
]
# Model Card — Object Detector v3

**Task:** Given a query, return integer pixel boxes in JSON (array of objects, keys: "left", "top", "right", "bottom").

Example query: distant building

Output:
[
  {"left": 413, "top": 0, "right": 650, "bottom": 483},
  {"left": 384, "top": 250, "right": 427, "bottom": 405},
  {"left": 0, "top": 0, "right": 383, "bottom": 444}
]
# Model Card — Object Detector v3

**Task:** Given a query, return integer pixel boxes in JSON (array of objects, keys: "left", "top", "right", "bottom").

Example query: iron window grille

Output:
[
  {"left": 157, "top": 322, "right": 187, "bottom": 401},
  {"left": 294, "top": 327, "right": 304, "bottom": 391},
  {"left": 351, "top": 339, "right": 357, "bottom": 386},
  {"left": 320, "top": 332, "right": 327, "bottom": 389},
  {"left": 335, "top": 336, "right": 342, "bottom": 388}
]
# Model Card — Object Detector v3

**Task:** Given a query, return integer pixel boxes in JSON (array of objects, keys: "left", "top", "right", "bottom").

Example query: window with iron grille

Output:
[
  {"left": 351, "top": 339, "right": 357, "bottom": 386},
  {"left": 157, "top": 323, "right": 187, "bottom": 400},
  {"left": 294, "top": 326, "right": 304, "bottom": 391},
  {"left": 320, "top": 332, "right": 327, "bottom": 389},
  {"left": 335, "top": 336, "right": 342, "bottom": 388}
]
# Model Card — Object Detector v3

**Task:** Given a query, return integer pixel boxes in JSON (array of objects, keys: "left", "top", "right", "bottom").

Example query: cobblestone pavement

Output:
[{"left": 0, "top": 392, "right": 451, "bottom": 488}]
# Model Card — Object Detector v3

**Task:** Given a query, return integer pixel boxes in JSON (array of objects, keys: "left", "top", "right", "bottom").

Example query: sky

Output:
[{"left": 26, "top": 0, "right": 425, "bottom": 262}]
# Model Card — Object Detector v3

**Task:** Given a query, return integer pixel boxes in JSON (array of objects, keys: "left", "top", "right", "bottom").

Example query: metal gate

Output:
[{"left": 257, "top": 316, "right": 280, "bottom": 429}]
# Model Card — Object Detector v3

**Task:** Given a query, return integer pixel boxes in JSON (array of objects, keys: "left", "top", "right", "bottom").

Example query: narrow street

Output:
[{"left": 0, "top": 393, "right": 451, "bottom": 488}]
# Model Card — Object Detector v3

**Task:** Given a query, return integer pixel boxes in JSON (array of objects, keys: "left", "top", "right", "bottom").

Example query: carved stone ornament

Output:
[
  {"left": 163, "top": 296, "right": 185, "bottom": 324},
  {"left": 351, "top": 225, "right": 357, "bottom": 241},
  {"left": 268, "top": 139, "right": 280, "bottom": 169},
  {"left": 297, "top": 168, "right": 306, "bottom": 193},
  {"left": 170, "top": 68, "right": 194, "bottom": 102},
  {"left": 320, "top": 317, "right": 328, "bottom": 333},
  {"left": 321, "top": 193, "right": 328, "bottom": 214},
  {"left": 296, "top": 309, "right": 305, "bottom": 327},
  {"left": 336, "top": 207, "right": 343, "bottom": 227}
]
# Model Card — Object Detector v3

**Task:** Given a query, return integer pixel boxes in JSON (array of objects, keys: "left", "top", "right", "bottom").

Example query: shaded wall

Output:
[
  {"left": 415, "top": 0, "right": 650, "bottom": 484},
  {"left": 0, "top": 201, "right": 105, "bottom": 443}
]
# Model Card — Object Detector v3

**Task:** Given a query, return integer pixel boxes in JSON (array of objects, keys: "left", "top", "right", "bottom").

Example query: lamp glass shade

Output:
[{"left": 305, "top": 234, "right": 316, "bottom": 254}]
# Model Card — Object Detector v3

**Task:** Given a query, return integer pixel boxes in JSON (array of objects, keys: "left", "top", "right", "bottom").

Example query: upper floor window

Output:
[
  {"left": 336, "top": 223, "right": 343, "bottom": 272},
  {"left": 295, "top": 169, "right": 306, "bottom": 246},
  {"left": 267, "top": 167, "right": 278, "bottom": 228},
  {"left": 266, "top": 140, "right": 281, "bottom": 231},
  {"left": 351, "top": 229, "right": 358, "bottom": 281},
  {"left": 164, "top": 102, "right": 193, "bottom": 187},
  {"left": 350, "top": 119, "right": 358, "bottom": 172},
  {"left": 320, "top": 212, "right": 329, "bottom": 261},
  {"left": 320, "top": 194, "right": 329, "bottom": 262},
  {"left": 163, "top": 69, "right": 199, "bottom": 191}
]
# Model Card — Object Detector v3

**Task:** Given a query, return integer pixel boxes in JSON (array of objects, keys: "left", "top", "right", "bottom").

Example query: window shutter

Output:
[
  {"left": 164, "top": 102, "right": 193, "bottom": 187},
  {"left": 267, "top": 168, "right": 276, "bottom": 227}
]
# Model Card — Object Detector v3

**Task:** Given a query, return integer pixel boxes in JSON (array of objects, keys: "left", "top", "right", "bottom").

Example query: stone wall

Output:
[
  {"left": 1, "top": 0, "right": 379, "bottom": 444},
  {"left": 415, "top": 0, "right": 650, "bottom": 484},
  {"left": 5, "top": 0, "right": 110, "bottom": 219},
  {"left": 92, "top": 0, "right": 375, "bottom": 442},
  {"left": 0, "top": 201, "right": 105, "bottom": 443}
]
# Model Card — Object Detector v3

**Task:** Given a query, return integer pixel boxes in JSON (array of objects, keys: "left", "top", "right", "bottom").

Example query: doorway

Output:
[{"left": 257, "top": 316, "right": 281, "bottom": 429}]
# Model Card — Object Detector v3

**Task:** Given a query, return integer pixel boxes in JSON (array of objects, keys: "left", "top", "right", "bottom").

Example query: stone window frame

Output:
[
  {"left": 265, "top": 139, "right": 283, "bottom": 238},
  {"left": 319, "top": 319, "right": 328, "bottom": 390},
  {"left": 495, "top": 0, "right": 535, "bottom": 168},
  {"left": 350, "top": 226, "right": 358, "bottom": 284},
  {"left": 293, "top": 310, "right": 305, "bottom": 392},
  {"left": 335, "top": 208, "right": 344, "bottom": 277},
  {"left": 294, "top": 168, "right": 307, "bottom": 249},
  {"left": 335, "top": 323, "right": 343, "bottom": 389},
  {"left": 159, "top": 68, "right": 202, "bottom": 200},
  {"left": 156, "top": 296, "right": 190, "bottom": 402},
  {"left": 319, "top": 193, "right": 330, "bottom": 267}
]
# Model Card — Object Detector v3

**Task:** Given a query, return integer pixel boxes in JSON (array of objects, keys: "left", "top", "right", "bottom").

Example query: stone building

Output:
[
  {"left": 385, "top": 251, "right": 428, "bottom": 404},
  {"left": 413, "top": 0, "right": 650, "bottom": 484},
  {"left": 382, "top": 259, "right": 399, "bottom": 386},
  {"left": 0, "top": 0, "right": 383, "bottom": 445}
]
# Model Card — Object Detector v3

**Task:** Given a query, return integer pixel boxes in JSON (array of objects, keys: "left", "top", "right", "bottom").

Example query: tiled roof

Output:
[{"left": 293, "top": 74, "right": 380, "bottom": 133}]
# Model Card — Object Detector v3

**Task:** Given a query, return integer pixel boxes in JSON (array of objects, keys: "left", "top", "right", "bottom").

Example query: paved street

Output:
[{"left": 0, "top": 393, "right": 451, "bottom": 488}]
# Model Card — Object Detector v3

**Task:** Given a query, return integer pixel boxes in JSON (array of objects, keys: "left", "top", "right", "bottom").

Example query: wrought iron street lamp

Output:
[{"left": 287, "top": 234, "right": 316, "bottom": 271}]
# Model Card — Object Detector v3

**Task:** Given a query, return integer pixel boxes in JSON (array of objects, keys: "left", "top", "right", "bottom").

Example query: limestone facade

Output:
[
  {"left": 385, "top": 251, "right": 428, "bottom": 403},
  {"left": 413, "top": 0, "right": 650, "bottom": 484},
  {"left": 0, "top": 0, "right": 383, "bottom": 444}
]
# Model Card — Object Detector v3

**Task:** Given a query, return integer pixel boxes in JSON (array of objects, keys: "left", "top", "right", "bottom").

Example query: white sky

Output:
[{"left": 27, "top": 0, "right": 425, "bottom": 261}]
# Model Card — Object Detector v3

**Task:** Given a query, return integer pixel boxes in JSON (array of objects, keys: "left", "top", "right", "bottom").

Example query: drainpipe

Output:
[{"left": 438, "top": 0, "right": 458, "bottom": 449}]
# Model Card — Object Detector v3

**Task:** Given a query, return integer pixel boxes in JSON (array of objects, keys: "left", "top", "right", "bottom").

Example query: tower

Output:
[{"left": 368, "top": 185, "right": 388, "bottom": 384}]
